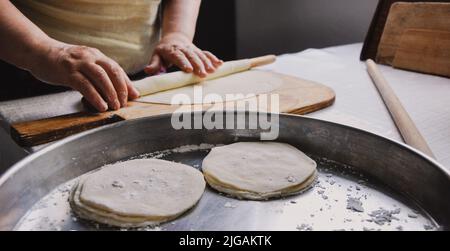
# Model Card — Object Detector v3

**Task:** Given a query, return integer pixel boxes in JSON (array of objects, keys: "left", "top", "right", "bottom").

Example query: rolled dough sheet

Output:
[
  {"left": 135, "top": 70, "right": 283, "bottom": 105},
  {"left": 202, "top": 142, "right": 317, "bottom": 200},
  {"left": 69, "top": 159, "right": 205, "bottom": 227}
]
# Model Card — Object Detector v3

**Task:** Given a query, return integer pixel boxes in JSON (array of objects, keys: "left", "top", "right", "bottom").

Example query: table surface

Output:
[{"left": 1, "top": 43, "right": 449, "bottom": 172}]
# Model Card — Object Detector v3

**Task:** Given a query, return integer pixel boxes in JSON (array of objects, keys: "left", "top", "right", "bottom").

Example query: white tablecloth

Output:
[
  {"left": 260, "top": 43, "right": 450, "bottom": 169},
  {"left": 1, "top": 43, "right": 449, "bottom": 172}
]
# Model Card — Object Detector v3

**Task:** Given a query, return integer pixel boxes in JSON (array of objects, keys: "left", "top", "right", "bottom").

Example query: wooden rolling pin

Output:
[
  {"left": 82, "top": 55, "right": 276, "bottom": 109},
  {"left": 366, "top": 59, "right": 435, "bottom": 158},
  {"left": 134, "top": 55, "right": 276, "bottom": 96}
]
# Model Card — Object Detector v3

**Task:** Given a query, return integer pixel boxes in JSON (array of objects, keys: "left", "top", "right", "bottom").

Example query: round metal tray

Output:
[{"left": 0, "top": 112, "right": 449, "bottom": 231}]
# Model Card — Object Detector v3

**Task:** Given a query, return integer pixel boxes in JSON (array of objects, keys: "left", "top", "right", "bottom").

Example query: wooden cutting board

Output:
[
  {"left": 10, "top": 71, "right": 335, "bottom": 147},
  {"left": 392, "top": 29, "right": 450, "bottom": 78},
  {"left": 376, "top": 2, "right": 450, "bottom": 65}
]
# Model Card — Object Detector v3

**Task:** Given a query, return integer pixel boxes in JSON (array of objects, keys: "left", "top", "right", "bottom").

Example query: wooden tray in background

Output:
[{"left": 360, "top": 0, "right": 450, "bottom": 61}]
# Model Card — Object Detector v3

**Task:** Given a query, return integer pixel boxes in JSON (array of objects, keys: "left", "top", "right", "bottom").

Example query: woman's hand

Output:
[
  {"left": 144, "top": 33, "right": 222, "bottom": 77},
  {"left": 0, "top": 1, "right": 139, "bottom": 112},
  {"left": 30, "top": 41, "right": 140, "bottom": 112}
]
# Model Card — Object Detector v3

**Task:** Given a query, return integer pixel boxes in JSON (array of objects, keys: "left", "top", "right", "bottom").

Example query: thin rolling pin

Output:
[
  {"left": 134, "top": 55, "right": 276, "bottom": 96},
  {"left": 366, "top": 59, "right": 435, "bottom": 158},
  {"left": 249, "top": 55, "right": 276, "bottom": 67},
  {"left": 84, "top": 55, "right": 277, "bottom": 110}
]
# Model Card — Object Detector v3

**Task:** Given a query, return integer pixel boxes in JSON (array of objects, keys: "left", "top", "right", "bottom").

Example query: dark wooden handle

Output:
[{"left": 10, "top": 111, "right": 124, "bottom": 147}]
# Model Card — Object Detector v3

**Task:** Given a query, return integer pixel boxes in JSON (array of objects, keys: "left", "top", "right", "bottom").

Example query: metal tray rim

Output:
[{"left": 2, "top": 112, "right": 449, "bottom": 186}]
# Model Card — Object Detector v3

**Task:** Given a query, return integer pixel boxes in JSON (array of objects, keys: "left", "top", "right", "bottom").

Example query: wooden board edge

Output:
[
  {"left": 287, "top": 94, "right": 336, "bottom": 115},
  {"left": 10, "top": 113, "right": 125, "bottom": 147}
]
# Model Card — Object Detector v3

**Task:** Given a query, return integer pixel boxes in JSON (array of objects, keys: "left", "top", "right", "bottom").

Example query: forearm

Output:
[
  {"left": 0, "top": 1, "right": 57, "bottom": 71},
  {"left": 161, "top": 0, "right": 201, "bottom": 41}
]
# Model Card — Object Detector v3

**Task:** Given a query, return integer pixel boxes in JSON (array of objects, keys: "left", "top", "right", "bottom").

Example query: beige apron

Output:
[{"left": 14, "top": 0, "right": 162, "bottom": 74}]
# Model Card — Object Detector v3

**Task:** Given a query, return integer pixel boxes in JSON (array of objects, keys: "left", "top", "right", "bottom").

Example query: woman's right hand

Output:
[{"left": 29, "top": 40, "right": 140, "bottom": 112}]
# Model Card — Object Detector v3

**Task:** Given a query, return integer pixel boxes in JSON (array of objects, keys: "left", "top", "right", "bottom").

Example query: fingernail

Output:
[
  {"left": 120, "top": 92, "right": 127, "bottom": 106},
  {"left": 113, "top": 100, "right": 120, "bottom": 110},
  {"left": 131, "top": 88, "right": 140, "bottom": 98},
  {"left": 100, "top": 101, "right": 108, "bottom": 112},
  {"left": 197, "top": 70, "right": 206, "bottom": 77}
]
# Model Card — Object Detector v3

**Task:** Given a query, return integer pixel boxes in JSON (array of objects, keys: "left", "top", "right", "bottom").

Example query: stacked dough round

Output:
[
  {"left": 70, "top": 159, "right": 205, "bottom": 228},
  {"left": 70, "top": 142, "right": 316, "bottom": 228},
  {"left": 202, "top": 142, "right": 317, "bottom": 200}
]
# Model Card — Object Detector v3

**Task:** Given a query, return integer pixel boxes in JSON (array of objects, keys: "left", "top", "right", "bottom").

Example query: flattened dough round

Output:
[
  {"left": 202, "top": 142, "right": 317, "bottom": 200},
  {"left": 70, "top": 159, "right": 205, "bottom": 227},
  {"left": 136, "top": 70, "right": 282, "bottom": 105}
]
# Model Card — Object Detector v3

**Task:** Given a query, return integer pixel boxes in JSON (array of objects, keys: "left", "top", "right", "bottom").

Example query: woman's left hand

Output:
[{"left": 144, "top": 33, "right": 222, "bottom": 77}]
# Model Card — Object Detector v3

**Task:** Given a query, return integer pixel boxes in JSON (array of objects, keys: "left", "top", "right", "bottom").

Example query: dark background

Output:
[{"left": 195, "top": 0, "right": 378, "bottom": 60}]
